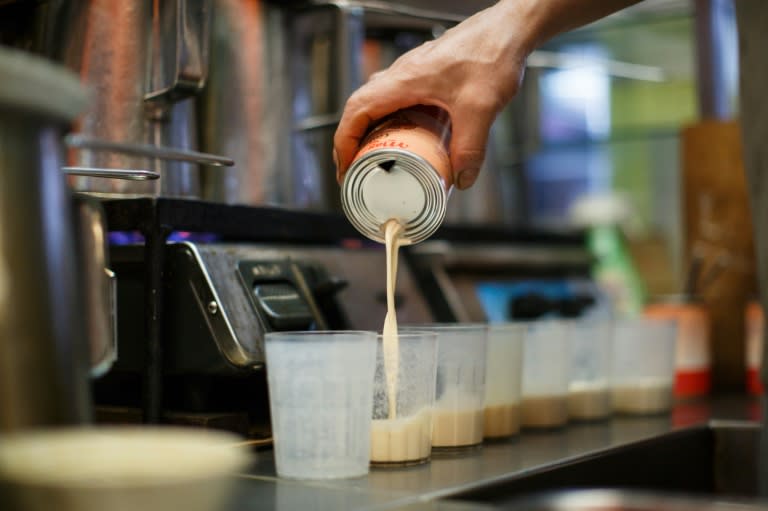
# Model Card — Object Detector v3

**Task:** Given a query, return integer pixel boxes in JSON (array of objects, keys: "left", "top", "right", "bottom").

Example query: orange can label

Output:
[{"left": 353, "top": 106, "right": 453, "bottom": 188}]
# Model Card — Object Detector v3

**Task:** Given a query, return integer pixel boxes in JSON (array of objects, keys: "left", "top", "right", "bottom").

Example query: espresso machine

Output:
[
  {"left": 93, "top": 199, "right": 437, "bottom": 438},
  {"left": 89, "top": 198, "right": 589, "bottom": 440}
]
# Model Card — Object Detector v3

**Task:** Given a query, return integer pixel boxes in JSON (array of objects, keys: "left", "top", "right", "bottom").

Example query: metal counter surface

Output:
[{"left": 230, "top": 398, "right": 759, "bottom": 511}]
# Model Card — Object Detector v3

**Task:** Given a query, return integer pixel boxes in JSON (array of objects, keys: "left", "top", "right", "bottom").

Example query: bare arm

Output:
[
  {"left": 333, "top": 0, "right": 641, "bottom": 189},
  {"left": 527, "top": 0, "right": 644, "bottom": 47}
]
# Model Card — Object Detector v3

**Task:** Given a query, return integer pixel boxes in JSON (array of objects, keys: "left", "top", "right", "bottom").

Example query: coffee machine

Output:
[
  {"left": 90, "top": 197, "right": 591, "bottom": 441},
  {"left": 92, "top": 198, "right": 436, "bottom": 439}
]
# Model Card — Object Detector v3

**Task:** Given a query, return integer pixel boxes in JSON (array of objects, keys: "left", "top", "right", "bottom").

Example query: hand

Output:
[
  {"left": 333, "top": 0, "right": 641, "bottom": 190},
  {"left": 333, "top": 1, "right": 533, "bottom": 190}
]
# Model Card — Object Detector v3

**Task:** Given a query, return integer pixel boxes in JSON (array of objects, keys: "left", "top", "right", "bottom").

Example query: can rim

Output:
[{"left": 341, "top": 149, "right": 447, "bottom": 245}]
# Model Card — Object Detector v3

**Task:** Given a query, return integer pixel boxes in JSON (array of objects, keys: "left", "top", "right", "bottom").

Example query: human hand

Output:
[
  {"left": 334, "top": 0, "right": 641, "bottom": 189},
  {"left": 333, "top": 1, "right": 534, "bottom": 190}
]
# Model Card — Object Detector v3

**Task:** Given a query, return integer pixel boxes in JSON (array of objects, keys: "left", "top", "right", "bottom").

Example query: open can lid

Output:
[{"left": 341, "top": 149, "right": 447, "bottom": 245}]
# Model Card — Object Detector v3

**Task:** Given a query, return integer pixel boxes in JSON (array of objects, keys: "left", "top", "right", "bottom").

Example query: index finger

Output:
[
  {"left": 333, "top": 99, "right": 374, "bottom": 184},
  {"left": 333, "top": 81, "right": 436, "bottom": 183}
]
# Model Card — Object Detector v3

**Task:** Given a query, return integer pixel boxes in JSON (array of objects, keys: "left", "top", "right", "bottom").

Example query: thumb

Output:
[{"left": 448, "top": 107, "right": 495, "bottom": 190}]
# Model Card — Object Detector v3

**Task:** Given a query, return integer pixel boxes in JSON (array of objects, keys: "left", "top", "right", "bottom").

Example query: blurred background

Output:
[{"left": 0, "top": 0, "right": 755, "bottom": 422}]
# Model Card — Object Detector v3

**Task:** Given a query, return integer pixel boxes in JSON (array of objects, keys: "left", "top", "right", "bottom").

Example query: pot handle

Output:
[
  {"left": 90, "top": 268, "right": 118, "bottom": 379},
  {"left": 72, "top": 196, "right": 119, "bottom": 379},
  {"left": 65, "top": 134, "right": 234, "bottom": 167},
  {"left": 63, "top": 167, "right": 160, "bottom": 181},
  {"left": 144, "top": 0, "right": 211, "bottom": 106}
]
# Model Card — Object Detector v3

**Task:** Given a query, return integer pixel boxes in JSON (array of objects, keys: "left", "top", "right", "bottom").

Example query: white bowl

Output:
[{"left": 0, "top": 426, "right": 253, "bottom": 511}]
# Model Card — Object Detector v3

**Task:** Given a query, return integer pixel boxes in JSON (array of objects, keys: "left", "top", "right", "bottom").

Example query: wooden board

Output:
[{"left": 681, "top": 119, "right": 756, "bottom": 390}]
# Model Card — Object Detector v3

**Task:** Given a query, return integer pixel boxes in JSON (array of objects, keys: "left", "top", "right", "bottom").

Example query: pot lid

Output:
[{"left": 0, "top": 45, "right": 87, "bottom": 122}]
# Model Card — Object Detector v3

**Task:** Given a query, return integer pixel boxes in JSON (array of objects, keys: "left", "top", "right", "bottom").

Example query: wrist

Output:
[
  {"left": 495, "top": 0, "right": 643, "bottom": 52},
  {"left": 492, "top": 0, "right": 548, "bottom": 56}
]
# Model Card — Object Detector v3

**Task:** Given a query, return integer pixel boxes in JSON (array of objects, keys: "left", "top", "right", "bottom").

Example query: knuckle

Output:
[
  {"left": 455, "top": 149, "right": 486, "bottom": 167},
  {"left": 345, "top": 91, "right": 369, "bottom": 112},
  {"left": 467, "top": 92, "right": 505, "bottom": 114}
]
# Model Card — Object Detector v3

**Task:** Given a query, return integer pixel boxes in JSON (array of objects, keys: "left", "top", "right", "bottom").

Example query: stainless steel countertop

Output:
[{"left": 229, "top": 397, "right": 760, "bottom": 510}]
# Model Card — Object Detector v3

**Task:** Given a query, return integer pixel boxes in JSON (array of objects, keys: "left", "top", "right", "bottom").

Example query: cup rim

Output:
[
  {"left": 520, "top": 318, "right": 575, "bottom": 330},
  {"left": 265, "top": 330, "right": 377, "bottom": 340},
  {"left": 400, "top": 322, "right": 486, "bottom": 332},
  {"left": 376, "top": 332, "right": 438, "bottom": 343},
  {"left": 487, "top": 322, "right": 528, "bottom": 332},
  {"left": 615, "top": 317, "right": 676, "bottom": 328}
]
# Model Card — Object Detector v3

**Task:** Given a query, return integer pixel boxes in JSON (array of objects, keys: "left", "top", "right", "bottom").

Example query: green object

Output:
[{"left": 588, "top": 224, "right": 646, "bottom": 317}]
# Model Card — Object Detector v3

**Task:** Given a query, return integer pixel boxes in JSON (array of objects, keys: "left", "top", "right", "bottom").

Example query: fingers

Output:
[
  {"left": 333, "top": 78, "right": 437, "bottom": 183},
  {"left": 333, "top": 103, "right": 374, "bottom": 184},
  {"left": 448, "top": 104, "right": 497, "bottom": 190},
  {"left": 335, "top": 84, "right": 499, "bottom": 191}
]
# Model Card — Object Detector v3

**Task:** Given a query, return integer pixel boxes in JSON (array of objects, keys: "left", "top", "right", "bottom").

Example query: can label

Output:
[
  {"left": 353, "top": 105, "right": 452, "bottom": 189},
  {"left": 341, "top": 106, "right": 452, "bottom": 245}
]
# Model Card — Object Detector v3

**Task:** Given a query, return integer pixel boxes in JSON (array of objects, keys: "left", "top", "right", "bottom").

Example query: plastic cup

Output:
[
  {"left": 645, "top": 297, "right": 711, "bottom": 399},
  {"left": 522, "top": 319, "right": 570, "bottom": 429},
  {"left": 611, "top": 318, "right": 676, "bottom": 415},
  {"left": 403, "top": 324, "right": 487, "bottom": 449},
  {"left": 265, "top": 330, "right": 377, "bottom": 479},
  {"left": 484, "top": 323, "right": 524, "bottom": 439},
  {"left": 370, "top": 332, "right": 438, "bottom": 466},
  {"left": 568, "top": 319, "right": 613, "bottom": 421}
]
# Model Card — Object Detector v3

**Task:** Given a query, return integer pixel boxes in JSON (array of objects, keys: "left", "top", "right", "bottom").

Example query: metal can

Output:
[{"left": 341, "top": 105, "right": 452, "bottom": 245}]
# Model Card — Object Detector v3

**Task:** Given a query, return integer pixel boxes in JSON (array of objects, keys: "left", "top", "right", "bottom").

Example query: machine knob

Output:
[{"left": 253, "top": 282, "right": 315, "bottom": 330}]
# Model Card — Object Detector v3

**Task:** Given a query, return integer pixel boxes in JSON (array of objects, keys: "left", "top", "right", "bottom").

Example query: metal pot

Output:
[
  {"left": 200, "top": 1, "right": 449, "bottom": 210},
  {"left": 38, "top": 0, "right": 233, "bottom": 198},
  {"left": 199, "top": 0, "right": 274, "bottom": 206},
  {"left": 67, "top": 168, "right": 159, "bottom": 379},
  {"left": 0, "top": 46, "right": 91, "bottom": 431}
]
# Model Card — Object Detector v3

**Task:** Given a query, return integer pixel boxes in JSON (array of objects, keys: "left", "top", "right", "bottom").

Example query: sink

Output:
[
  {"left": 463, "top": 489, "right": 768, "bottom": 511},
  {"left": 448, "top": 421, "right": 761, "bottom": 506}
]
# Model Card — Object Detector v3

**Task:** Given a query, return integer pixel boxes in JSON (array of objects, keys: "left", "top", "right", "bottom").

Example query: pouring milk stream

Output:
[
  {"left": 382, "top": 219, "right": 406, "bottom": 419},
  {"left": 341, "top": 106, "right": 453, "bottom": 461}
]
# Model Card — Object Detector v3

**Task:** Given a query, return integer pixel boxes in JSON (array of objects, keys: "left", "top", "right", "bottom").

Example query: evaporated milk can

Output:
[{"left": 341, "top": 105, "right": 452, "bottom": 245}]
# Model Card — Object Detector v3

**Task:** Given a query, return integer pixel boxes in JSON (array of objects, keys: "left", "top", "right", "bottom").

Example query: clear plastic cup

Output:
[
  {"left": 265, "top": 330, "right": 377, "bottom": 479},
  {"left": 370, "top": 332, "right": 438, "bottom": 466},
  {"left": 611, "top": 318, "right": 676, "bottom": 415},
  {"left": 522, "top": 319, "right": 570, "bottom": 429},
  {"left": 403, "top": 324, "right": 487, "bottom": 449},
  {"left": 484, "top": 323, "right": 524, "bottom": 440},
  {"left": 569, "top": 319, "right": 613, "bottom": 421}
]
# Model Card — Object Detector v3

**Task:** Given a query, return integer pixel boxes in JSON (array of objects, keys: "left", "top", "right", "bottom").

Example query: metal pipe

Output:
[
  {"left": 142, "top": 224, "right": 171, "bottom": 424},
  {"left": 65, "top": 134, "right": 235, "bottom": 167},
  {"left": 694, "top": 0, "right": 736, "bottom": 119},
  {"left": 63, "top": 167, "right": 160, "bottom": 181}
]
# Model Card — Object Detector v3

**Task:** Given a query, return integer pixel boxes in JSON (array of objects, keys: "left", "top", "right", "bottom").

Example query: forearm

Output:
[{"left": 499, "top": 0, "right": 643, "bottom": 54}]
